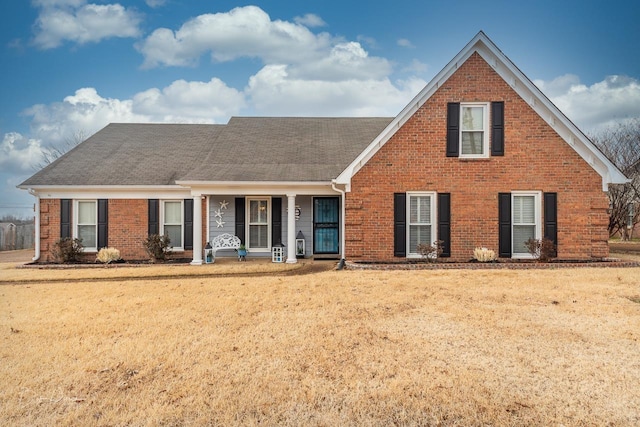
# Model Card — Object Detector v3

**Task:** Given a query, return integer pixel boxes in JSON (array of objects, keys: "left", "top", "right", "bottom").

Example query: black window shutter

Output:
[
  {"left": 235, "top": 197, "right": 245, "bottom": 245},
  {"left": 446, "top": 102, "right": 460, "bottom": 157},
  {"left": 60, "top": 199, "right": 71, "bottom": 239},
  {"left": 184, "top": 199, "right": 193, "bottom": 250},
  {"left": 491, "top": 101, "right": 505, "bottom": 156},
  {"left": 437, "top": 193, "right": 451, "bottom": 257},
  {"left": 272, "top": 197, "right": 282, "bottom": 246},
  {"left": 97, "top": 199, "right": 108, "bottom": 249},
  {"left": 498, "top": 193, "right": 512, "bottom": 257},
  {"left": 394, "top": 193, "right": 407, "bottom": 257},
  {"left": 544, "top": 192, "right": 558, "bottom": 257},
  {"left": 148, "top": 199, "right": 159, "bottom": 235}
]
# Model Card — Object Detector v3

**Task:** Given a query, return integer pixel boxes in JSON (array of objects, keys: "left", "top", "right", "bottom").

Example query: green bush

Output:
[
  {"left": 52, "top": 237, "right": 84, "bottom": 263},
  {"left": 144, "top": 234, "right": 171, "bottom": 261}
]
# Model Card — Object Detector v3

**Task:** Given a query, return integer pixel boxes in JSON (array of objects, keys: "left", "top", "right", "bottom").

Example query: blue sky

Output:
[{"left": 1, "top": 0, "right": 639, "bottom": 218}]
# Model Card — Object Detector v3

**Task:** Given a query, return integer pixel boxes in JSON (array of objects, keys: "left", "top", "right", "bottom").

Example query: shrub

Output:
[
  {"left": 96, "top": 247, "right": 121, "bottom": 264},
  {"left": 416, "top": 240, "right": 444, "bottom": 263},
  {"left": 473, "top": 247, "right": 497, "bottom": 262},
  {"left": 524, "top": 238, "right": 557, "bottom": 262},
  {"left": 144, "top": 234, "right": 171, "bottom": 261},
  {"left": 52, "top": 237, "right": 84, "bottom": 263}
]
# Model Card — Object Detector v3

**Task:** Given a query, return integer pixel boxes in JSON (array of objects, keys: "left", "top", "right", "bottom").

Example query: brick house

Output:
[{"left": 19, "top": 32, "right": 627, "bottom": 264}]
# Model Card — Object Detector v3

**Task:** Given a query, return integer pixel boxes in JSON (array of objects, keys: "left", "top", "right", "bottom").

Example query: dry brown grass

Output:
[{"left": 1, "top": 262, "right": 640, "bottom": 426}]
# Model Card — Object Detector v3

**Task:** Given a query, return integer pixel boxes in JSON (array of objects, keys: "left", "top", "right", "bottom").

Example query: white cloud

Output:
[
  {"left": 294, "top": 13, "right": 326, "bottom": 28},
  {"left": 25, "top": 88, "right": 146, "bottom": 145},
  {"left": 290, "top": 42, "right": 392, "bottom": 81},
  {"left": 397, "top": 38, "right": 414, "bottom": 48},
  {"left": 136, "top": 5, "right": 393, "bottom": 83},
  {"left": 23, "top": 79, "right": 245, "bottom": 147},
  {"left": 32, "top": 0, "right": 142, "bottom": 49},
  {"left": 145, "top": 0, "right": 166, "bottom": 7},
  {"left": 137, "top": 6, "right": 331, "bottom": 68},
  {"left": 246, "top": 64, "right": 426, "bottom": 117},
  {"left": 0, "top": 133, "right": 44, "bottom": 174},
  {"left": 132, "top": 78, "right": 245, "bottom": 122},
  {"left": 535, "top": 74, "right": 640, "bottom": 132}
]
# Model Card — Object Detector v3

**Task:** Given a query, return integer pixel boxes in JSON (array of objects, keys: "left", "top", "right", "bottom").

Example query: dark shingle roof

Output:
[{"left": 20, "top": 117, "right": 393, "bottom": 186}]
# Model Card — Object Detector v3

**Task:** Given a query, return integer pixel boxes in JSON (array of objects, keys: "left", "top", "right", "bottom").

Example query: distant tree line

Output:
[{"left": 590, "top": 118, "right": 640, "bottom": 240}]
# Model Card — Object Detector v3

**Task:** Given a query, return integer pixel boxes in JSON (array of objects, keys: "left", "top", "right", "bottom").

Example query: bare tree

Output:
[
  {"left": 34, "top": 130, "right": 87, "bottom": 171},
  {"left": 590, "top": 118, "right": 640, "bottom": 239}
]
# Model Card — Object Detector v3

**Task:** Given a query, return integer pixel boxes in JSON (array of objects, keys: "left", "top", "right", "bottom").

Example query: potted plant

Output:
[{"left": 237, "top": 244, "right": 247, "bottom": 261}]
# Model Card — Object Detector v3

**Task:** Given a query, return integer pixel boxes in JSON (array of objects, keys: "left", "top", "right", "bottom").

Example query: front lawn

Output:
[{"left": 1, "top": 266, "right": 639, "bottom": 426}]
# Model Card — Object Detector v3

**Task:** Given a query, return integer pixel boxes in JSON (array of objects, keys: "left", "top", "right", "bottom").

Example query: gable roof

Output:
[
  {"left": 19, "top": 118, "right": 393, "bottom": 188},
  {"left": 334, "top": 31, "right": 628, "bottom": 191}
]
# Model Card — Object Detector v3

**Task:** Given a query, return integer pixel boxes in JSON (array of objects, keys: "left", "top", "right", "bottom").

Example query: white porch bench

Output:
[{"left": 210, "top": 233, "right": 243, "bottom": 262}]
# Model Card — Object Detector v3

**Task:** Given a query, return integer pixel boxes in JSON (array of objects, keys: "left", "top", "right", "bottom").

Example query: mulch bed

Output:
[{"left": 346, "top": 258, "right": 640, "bottom": 270}]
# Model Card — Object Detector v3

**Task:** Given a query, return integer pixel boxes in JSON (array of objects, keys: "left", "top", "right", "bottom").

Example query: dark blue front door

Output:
[{"left": 313, "top": 197, "right": 339, "bottom": 254}]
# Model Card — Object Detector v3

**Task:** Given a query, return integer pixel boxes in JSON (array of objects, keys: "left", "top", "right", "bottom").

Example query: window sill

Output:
[{"left": 458, "top": 157, "right": 491, "bottom": 161}]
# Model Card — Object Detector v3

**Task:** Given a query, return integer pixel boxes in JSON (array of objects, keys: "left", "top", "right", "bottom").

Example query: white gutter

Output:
[
  {"left": 28, "top": 189, "right": 40, "bottom": 262},
  {"left": 331, "top": 180, "right": 347, "bottom": 264}
]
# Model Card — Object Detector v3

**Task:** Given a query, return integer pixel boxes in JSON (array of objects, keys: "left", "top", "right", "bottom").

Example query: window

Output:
[
  {"left": 162, "top": 200, "right": 183, "bottom": 250},
  {"left": 512, "top": 192, "right": 541, "bottom": 257},
  {"left": 460, "top": 103, "right": 489, "bottom": 157},
  {"left": 248, "top": 198, "right": 270, "bottom": 250},
  {"left": 407, "top": 193, "right": 436, "bottom": 257},
  {"left": 75, "top": 200, "right": 97, "bottom": 251}
]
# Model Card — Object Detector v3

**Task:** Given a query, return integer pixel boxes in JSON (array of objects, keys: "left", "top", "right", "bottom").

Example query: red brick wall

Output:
[
  {"left": 39, "top": 199, "right": 60, "bottom": 263},
  {"left": 38, "top": 198, "right": 207, "bottom": 262},
  {"left": 347, "top": 52, "right": 609, "bottom": 261}
]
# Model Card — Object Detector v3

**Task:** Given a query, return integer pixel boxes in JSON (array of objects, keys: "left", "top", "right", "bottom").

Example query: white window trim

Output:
[
  {"left": 511, "top": 191, "right": 542, "bottom": 259},
  {"left": 246, "top": 197, "right": 271, "bottom": 253},
  {"left": 406, "top": 191, "right": 437, "bottom": 259},
  {"left": 161, "top": 199, "right": 184, "bottom": 252},
  {"left": 73, "top": 199, "right": 97, "bottom": 252},
  {"left": 459, "top": 102, "right": 490, "bottom": 159}
]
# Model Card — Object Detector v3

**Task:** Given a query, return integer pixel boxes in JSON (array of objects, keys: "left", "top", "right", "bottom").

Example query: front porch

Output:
[{"left": 183, "top": 184, "right": 346, "bottom": 265}]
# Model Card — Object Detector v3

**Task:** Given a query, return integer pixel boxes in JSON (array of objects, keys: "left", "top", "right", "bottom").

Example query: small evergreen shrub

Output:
[
  {"left": 96, "top": 247, "right": 121, "bottom": 264},
  {"left": 524, "top": 238, "right": 557, "bottom": 262},
  {"left": 473, "top": 247, "right": 497, "bottom": 262},
  {"left": 144, "top": 234, "right": 171, "bottom": 261},
  {"left": 52, "top": 237, "right": 84, "bottom": 263}
]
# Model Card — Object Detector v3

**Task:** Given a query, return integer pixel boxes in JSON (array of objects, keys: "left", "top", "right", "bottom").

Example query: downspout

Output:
[
  {"left": 331, "top": 180, "right": 346, "bottom": 269},
  {"left": 28, "top": 189, "right": 40, "bottom": 262}
]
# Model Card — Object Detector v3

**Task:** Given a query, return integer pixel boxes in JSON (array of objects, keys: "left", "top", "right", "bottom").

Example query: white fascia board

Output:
[
  {"left": 20, "top": 185, "right": 190, "bottom": 200},
  {"left": 335, "top": 31, "right": 629, "bottom": 192},
  {"left": 176, "top": 180, "right": 340, "bottom": 196}
]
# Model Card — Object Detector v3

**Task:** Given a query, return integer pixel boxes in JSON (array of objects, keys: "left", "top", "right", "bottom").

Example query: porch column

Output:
[
  {"left": 191, "top": 195, "right": 203, "bottom": 265},
  {"left": 286, "top": 193, "right": 297, "bottom": 263}
]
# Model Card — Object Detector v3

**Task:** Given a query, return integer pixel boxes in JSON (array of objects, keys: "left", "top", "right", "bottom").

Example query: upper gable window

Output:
[
  {"left": 460, "top": 103, "right": 489, "bottom": 158},
  {"left": 447, "top": 102, "right": 503, "bottom": 158}
]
